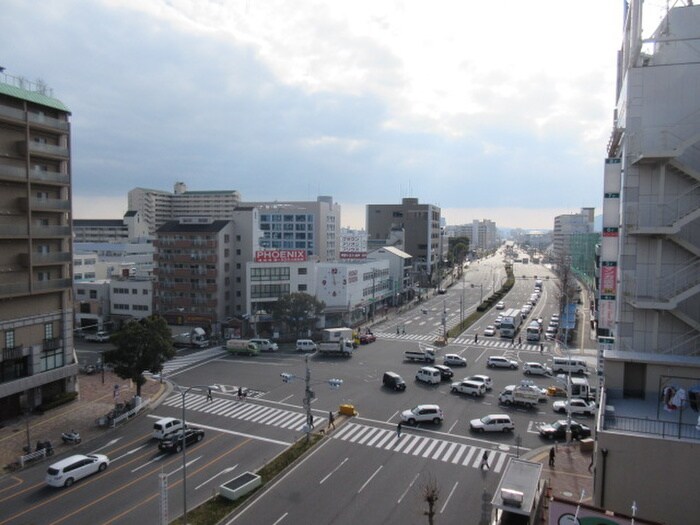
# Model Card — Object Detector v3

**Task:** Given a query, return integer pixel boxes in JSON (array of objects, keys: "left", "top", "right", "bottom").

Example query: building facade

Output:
[
  {"left": 552, "top": 207, "right": 595, "bottom": 262},
  {"left": 593, "top": 3, "right": 700, "bottom": 524},
  {"left": 0, "top": 73, "right": 77, "bottom": 419},
  {"left": 366, "top": 198, "right": 441, "bottom": 286},
  {"left": 73, "top": 210, "right": 149, "bottom": 243}
]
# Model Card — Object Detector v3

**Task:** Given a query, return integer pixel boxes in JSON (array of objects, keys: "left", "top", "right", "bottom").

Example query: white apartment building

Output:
[
  {"left": 73, "top": 210, "right": 149, "bottom": 243},
  {"left": 339, "top": 228, "right": 368, "bottom": 258},
  {"left": 109, "top": 278, "right": 153, "bottom": 322}
]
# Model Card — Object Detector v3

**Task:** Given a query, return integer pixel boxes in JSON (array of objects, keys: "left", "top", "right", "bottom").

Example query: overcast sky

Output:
[{"left": 3, "top": 0, "right": 670, "bottom": 230}]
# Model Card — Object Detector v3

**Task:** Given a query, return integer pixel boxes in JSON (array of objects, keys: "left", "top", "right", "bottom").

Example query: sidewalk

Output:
[{"left": 0, "top": 371, "right": 166, "bottom": 471}]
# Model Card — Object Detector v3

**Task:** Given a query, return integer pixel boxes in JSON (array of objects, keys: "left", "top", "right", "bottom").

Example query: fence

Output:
[
  {"left": 111, "top": 398, "right": 151, "bottom": 428},
  {"left": 604, "top": 413, "right": 700, "bottom": 441}
]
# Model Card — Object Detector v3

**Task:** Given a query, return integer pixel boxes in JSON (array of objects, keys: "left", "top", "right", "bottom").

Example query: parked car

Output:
[
  {"left": 553, "top": 398, "right": 597, "bottom": 416},
  {"left": 295, "top": 339, "right": 317, "bottom": 352},
  {"left": 545, "top": 327, "right": 557, "bottom": 340},
  {"left": 46, "top": 454, "right": 109, "bottom": 487},
  {"left": 484, "top": 325, "right": 496, "bottom": 337},
  {"left": 443, "top": 354, "right": 467, "bottom": 367},
  {"left": 401, "top": 404, "right": 443, "bottom": 425},
  {"left": 451, "top": 380, "right": 486, "bottom": 397},
  {"left": 546, "top": 385, "right": 568, "bottom": 397},
  {"left": 249, "top": 338, "right": 279, "bottom": 352},
  {"left": 487, "top": 356, "right": 518, "bottom": 369},
  {"left": 85, "top": 331, "right": 110, "bottom": 343},
  {"left": 538, "top": 419, "right": 591, "bottom": 440},
  {"left": 548, "top": 320, "right": 559, "bottom": 329},
  {"left": 523, "top": 362, "right": 552, "bottom": 376},
  {"left": 437, "top": 288, "right": 446, "bottom": 294},
  {"left": 551, "top": 314, "right": 560, "bottom": 322},
  {"left": 158, "top": 428, "right": 205, "bottom": 453},
  {"left": 469, "top": 414, "right": 514, "bottom": 433},
  {"left": 496, "top": 301, "right": 505, "bottom": 310},
  {"left": 433, "top": 364, "right": 454, "bottom": 381},
  {"left": 382, "top": 371, "right": 406, "bottom": 391},
  {"left": 467, "top": 374, "right": 493, "bottom": 390}
]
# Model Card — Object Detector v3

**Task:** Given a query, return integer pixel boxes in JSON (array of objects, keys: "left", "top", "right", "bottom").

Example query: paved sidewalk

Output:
[{"left": 0, "top": 371, "right": 166, "bottom": 471}]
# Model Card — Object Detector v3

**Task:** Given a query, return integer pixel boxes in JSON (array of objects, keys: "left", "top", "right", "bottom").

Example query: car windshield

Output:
[{"left": 481, "top": 416, "right": 492, "bottom": 424}]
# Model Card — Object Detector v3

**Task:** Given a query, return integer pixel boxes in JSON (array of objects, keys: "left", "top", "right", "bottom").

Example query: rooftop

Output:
[{"left": 0, "top": 72, "right": 70, "bottom": 112}]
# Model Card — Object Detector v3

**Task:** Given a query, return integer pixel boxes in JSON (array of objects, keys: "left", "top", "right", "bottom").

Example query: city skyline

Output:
[{"left": 2, "top": 1, "right": 669, "bottom": 229}]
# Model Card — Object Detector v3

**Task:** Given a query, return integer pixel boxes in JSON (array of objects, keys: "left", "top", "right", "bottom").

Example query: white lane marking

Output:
[
  {"left": 167, "top": 455, "right": 202, "bottom": 476},
  {"left": 397, "top": 472, "right": 421, "bottom": 504},
  {"left": 272, "top": 513, "right": 288, "bottom": 525},
  {"left": 440, "top": 481, "right": 460, "bottom": 514},
  {"left": 90, "top": 438, "right": 122, "bottom": 453},
  {"left": 319, "top": 457, "right": 349, "bottom": 485},
  {"left": 195, "top": 465, "right": 238, "bottom": 490},
  {"left": 112, "top": 444, "right": 148, "bottom": 462},
  {"left": 358, "top": 465, "right": 382, "bottom": 494},
  {"left": 132, "top": 453, "right": 168, "bottom": 472}
]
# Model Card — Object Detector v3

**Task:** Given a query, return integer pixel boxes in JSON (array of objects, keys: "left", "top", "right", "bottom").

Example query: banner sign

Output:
[
  {"left": 255, "top": 250, "right": 307, "bottom": 263},
  {"left": 339, "top": 251, "right": 367, "bottom": 260}
]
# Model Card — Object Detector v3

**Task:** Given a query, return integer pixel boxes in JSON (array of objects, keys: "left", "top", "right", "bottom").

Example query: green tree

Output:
[
  {"left": 271, "top": 293, "right": 325, "bottom": 337},
  {"left": 104, "top": 315, "right": 175, "bottom": 396}
]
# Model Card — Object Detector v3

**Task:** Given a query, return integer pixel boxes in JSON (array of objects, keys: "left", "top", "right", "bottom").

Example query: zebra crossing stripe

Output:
[
  {"left": 375, "top": 430, "right": 396, "bottom": 449},
  {"left": 356, "top": 427, "right": 380, "bottom": 445},
  {"left": 493, "top": 452, "right": 508, "bottom": 473},
  {"left": 451, "top": 444, "right": 467, "bottom": 464},
  {"left": 461, "top": 447, "right": 477, "bottom": 466},
  {"left": 441, "top": 442, "right": 459, "bottom": 462},
  {"left": 431, "top": 440, "right": 449, "bottom": 460},
  {"left": 392, "top": 435, "right": 416, "bottom": 453},
  {"left": 471, "top": 448, "right": 486, "bottom": 469},
  {"left": 410, "top": 437, "right": 429, "bottom": 456},
  {"left": 333, "top": 423, "right": 358, "bottom": 440},
  {"left": 248, "top": 407, "right": 276, "bottom": 423},
  {"left": 402, "top": 436, "right": 423, "bottom": 454},
  {"left": 367, "top": 429, "right": 390, "bottom": 447},
  {"left": 420, "top": 439, "right": 439, "bottom": 458}
]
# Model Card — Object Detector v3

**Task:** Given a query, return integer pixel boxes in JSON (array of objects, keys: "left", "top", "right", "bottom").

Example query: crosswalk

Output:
[
  {"left": 158, "top": 347, "right": 227, "bottom": 376},
  {"left": 332, "top": 422, "right": 510, "bottom": 473},
  {"left": 373, "top": 332, "right": 544, "bottom": 352},
  {"left": 161, "top": 393, "right": 325, "bottom": 431}
]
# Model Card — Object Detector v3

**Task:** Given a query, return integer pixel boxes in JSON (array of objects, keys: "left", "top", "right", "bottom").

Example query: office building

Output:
[
  {"left": 0, "top": 73, "right": 77, "bottom": 419},
  {"left": 366, "top": 198, "right": 441, "bottom": 286},
  {"left": 552, "top": 207, "right": 594, "bottom": 262},
  {"left": 593, "top": 3, "right": 700, "bottom": 524}
]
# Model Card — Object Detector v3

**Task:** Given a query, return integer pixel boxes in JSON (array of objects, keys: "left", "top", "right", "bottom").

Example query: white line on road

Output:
[
  {"left": 196, "top": 465, "right": 238, "bottom": 490},
  {"left": 397, "top": 472, "right": 420, "bottom": 504},
  {"left": 319, "top": 457, "right": 349, "bottom": 485},
  {"left": 440, "top": 481, "right": 460, "bottom": 514},
  {"left": 272, "top": 513, "right": 288, "bottom": 525},
  {"left": 131, "top": 453, "right": 167, "bottom": 472},
  {"left": 112, "top": 444, "right": 147, "bottom": 462},
  {"left": 167, "top": 455, "right": 202, "bottom": 476},
  {"left": 278, "top": 394, "right": 294, "bottom": 403},
  {"left": 90, "top": 438, "right": 122, "bottom": 453},
  {"left": 448, "top": 420, "right": 458, "bottom": 433},
  {"left": 358, "top": 465, "right": 382, "bottom": 494}
]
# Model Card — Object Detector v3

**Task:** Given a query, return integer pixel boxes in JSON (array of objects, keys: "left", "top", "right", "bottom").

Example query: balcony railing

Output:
[
  {"left": 22, "top": 251, "right": 72, "bottom": 266},
  {"left": 0, "top": 281, "right": 30, "bottom": 296},
  {"left": 2, "top": 345, "right": 24, "bottom": 361},
  {"left": 25, "top": 197, "right": 71, "bottom": 212},
  {"left": 0, "top": 164, "right": 27, "bottom": 182},
  {"left": 23, "top": 141, "right": 69, "bottom": 159},
  {"left": 603, "top": 413, "right": 700, "bottom": 441},
  {"left": 30, "top": 170, "right": 69, "bottom": 185},
  {"left": 27, "top": 112, "right": 70, "bottom": 131},
  {"left": 623, "top": 259, "right": 700, "bottom": 306},
  {"left": 0, "top": 224, "right": 29, "bottom": 237},
  {"left": 32, "top": 225, "right": 71, "bottom": 238},
  {"left": 33, "top": 278, "right": 72, "bottom": 292}
]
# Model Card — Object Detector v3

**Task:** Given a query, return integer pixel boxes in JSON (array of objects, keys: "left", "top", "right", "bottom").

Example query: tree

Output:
[
  {"left": 104, "top": 315, "right": 175, "bottom": 397},
  {"left": 421, "top": 474, "right": 440, "bottom": 525},
  {"left": 448, "top": 237, "right": 470, "bottom": 276},
  {"left": 270, "top": 293, "right": 325, "bottom": 337}
]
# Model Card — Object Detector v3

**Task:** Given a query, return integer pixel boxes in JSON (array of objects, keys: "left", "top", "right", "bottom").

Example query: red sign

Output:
[
  {"left": 255, "top": 250, "right": 307, "bottom": 263},
  {"left": 601, "top": 265, "right": 617, "bottom": 295},
  {"left": 339, "top": 251, "right": 367, "bottom": 260}
]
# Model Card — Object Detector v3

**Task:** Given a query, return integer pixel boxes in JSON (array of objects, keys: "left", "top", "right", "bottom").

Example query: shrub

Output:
[{"left": 35, "top": 391, "right": 78, "bottom": 412}]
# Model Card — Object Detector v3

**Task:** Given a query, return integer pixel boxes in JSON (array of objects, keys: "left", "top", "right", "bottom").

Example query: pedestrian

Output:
[
  {"left": 396, "top": 421, "right": 402, "bottom": 439},
  {"left": 308, "top": 413, "right": 315, "bottom": 429},
  {"left": 402, "top": 326, "right": 405, "bottom": 335},
  {"left": 518, "top": 336, "right": 522, "bottom": 346},
  {"left": 474, "top": 333, "right": 479, "bottom": 343},
  {"left": 549, "top": 447, "right": 556, "bottom": 467},
  {"left": 328, "top": 411, "right": 335, "bottom": 430},
  {"left": 397, "top": 326, "right": 400, "bottom": 335},
  {"left": 540, "top": 343, "right": 544, "bottom": 353},
  {"left": 237, "top": 386, "right": 245, "bottom": 401},
  {"left": 480, "top": 450, "right": 490, "bottom": 470},
  {"left": 206, "top": 388, "right": 213, "bottom": 402}
]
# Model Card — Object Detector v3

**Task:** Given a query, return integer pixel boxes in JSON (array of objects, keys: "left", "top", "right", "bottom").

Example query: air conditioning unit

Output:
[{"left": 501, "top": 488, "right": 524, "bottom": 507}]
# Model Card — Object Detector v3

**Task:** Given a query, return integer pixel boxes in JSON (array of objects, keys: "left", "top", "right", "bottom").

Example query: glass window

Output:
[
  {"left": 295, "top": 215, "right": 306, "bottom": 222},
  {"left": 44, "top": 323, "right": 53, "bottom": 340},
  {"left": 5, "top": 330, "right": 15, "bottom": 349}
]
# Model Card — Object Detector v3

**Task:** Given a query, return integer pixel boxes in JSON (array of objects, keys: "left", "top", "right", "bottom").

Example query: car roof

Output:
[
  {"left": 49, "top": 454, "right": 100, "bottom": 468},
  {"left": 484, "top": 414, "right": 510, "bottom": 419},
  {"left": 415, "top": 404, "right": 440, "bottom": 409}
]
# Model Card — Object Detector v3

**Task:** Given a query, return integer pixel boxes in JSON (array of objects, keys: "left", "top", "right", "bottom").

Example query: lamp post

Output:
[
  {"left": 281, "top": 354, "right": 342, "bottom": 442},
  {"left": 172, "top": 382, "right": 219, "bottom": 525}
]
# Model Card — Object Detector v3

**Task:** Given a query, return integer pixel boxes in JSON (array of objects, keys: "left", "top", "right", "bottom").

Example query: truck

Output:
[
  {"left": 555, "top": 375, "right": 594, "bottom": 400},
  {"left": 404, "top": 348, "right": 436, "bottom": 363},
  {"left": 498, "top": 384, "right": 544, "bottom": 408},
  {"left": 499, "top": 309, "right": 522, "bottom": 339},
  {"left": 226, "top": 339, "right": 260, "bottom": 356},
  {"left": 172, "top": 327, "right": 209, "bottom": 348},
  {"left": 322, "top": 327, "right": 359, "bottom": 348},
  {"left": 317, "top": 338, "right": 354, "bottom": 357},
  {"left": 525, "top": 321, "right": 541, "bottom": 342}
]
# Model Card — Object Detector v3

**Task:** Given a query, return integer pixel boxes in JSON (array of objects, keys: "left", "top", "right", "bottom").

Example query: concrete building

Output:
[
  {"left": 552, "top": 207, "right": 595, "bottom": 262},
  {"left": 73, "top": 241, "right": 155, "bottom": 279},
  {"left": 339, "top": 228, "right": 368, "bottom": 258},
  {"left": 109, "top": 278, "right": 153, "bottom": 323},
  {"left": 128, "top": 182, "right": 241, "bottom": 235},
  {"left": 73, "top": 210, "right": 149, "bottom": 243},
  {"left": 593, "top": 3, "right": 700, "bottom": 524},
  {"left": 470, "top": 219, "right": 498, "bottom": 253},
  {"left": 0, "top": 73, "right": 78, "bottom": 419},
  {"left": 74, "top": 280, "right": 111, "bottom": 331},
  {"left": 153, "top": 218, "right": 234, "bottom": 329},
  {"left": 248, "top": 196, "right": 341, "bottom": 262},
  {"left": 366, "top": 198, "right": 441, "bottom": 286}
]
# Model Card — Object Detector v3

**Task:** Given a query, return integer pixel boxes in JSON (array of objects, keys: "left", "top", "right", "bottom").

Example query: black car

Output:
[
  {"left": 433, "top": 365, "right": 454, "bottom": 381},
  {"left": 538, "top": 420, "right": 591, "bottom": 440},
  {"left": 158, "top": 428, "right": 205, "bottom": 453}
]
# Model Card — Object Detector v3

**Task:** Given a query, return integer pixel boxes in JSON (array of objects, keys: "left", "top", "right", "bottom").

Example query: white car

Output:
[
  {"left": 469, "top": 414, "right": 514, "bottom": 433},
  {"left": 494, "top": 316, "right": 503, "bottom": 328},
  {"left": 521, "top": 304, "right": 532, "bottom": 315},
  {"left": 553, "top": 398, "right": 597, "bottom": 416},
  {"left": 467, "top": 374, "right": 493, "bottom": 390},
  {"left": 401, "top": 404, "right": 444, "bottom": 425},
  {"left": 551, "top": 314, "right": 560, "bottom": 322},
  {"left": 523, "top": 362, "right": 552, "bottom": 376},
  {"left": 496, "top": 301, "right": 505, "bottom": 310},
  {"left": 443, "top": 354, "right": 467, "bottom": 367},
  {"left": 85, "top": 331, "right": 110, "bottom": 343},
  {"left": 46, "top": 454, "right": 109, "bottom": 487},
  {"left": 545, "top": 327, "right": 557, "bottom": 340},
  {"left": 484, "top": 325, "right": 496, "bottom": 337},
  {"left": 487, "top": 356, "right": 518, "bottom": 369}
]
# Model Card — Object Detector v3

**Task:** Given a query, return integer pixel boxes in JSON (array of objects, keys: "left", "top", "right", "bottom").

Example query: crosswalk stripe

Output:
[
  {"left": 393, "top": 435, "right": 417, "bottom": 453},
  {"left": 402, "top": 436, "right": 422, "bottom": 454},
  {"left": 441, "top": 442, "right": 458, "bottom": 462},
  {"left": 367, "top": 428, "right": 390, "bottom": 447},
  {"left": 431, "top": 440, "right": 449, "bottom": 460},
  {"left": 472, "top": 448, "right": 487, "bottom": 469},
  {"left": 451, "top": 444, "right": 467, "bottom": 464},
  {"left": 462, "top": 447, "right": 477, "bottom": 466},
  {"left": 421, "top": 439, "right": 439, "bottom": 458},
  {"left": 356, "top": 427, "right": 380, "bottom": 445},
  {"left": 375, "top": 430, "right": 396, "bottom": 449},
  {"left": 493, "top": 452, "right": 508, "bottom": 473}
]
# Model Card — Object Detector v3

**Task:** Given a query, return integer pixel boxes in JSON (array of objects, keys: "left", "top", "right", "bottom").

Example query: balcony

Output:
[
  {"left": 21, "top": 197, "right": 71, "bottom": 212},
  {"left": 27, "top": 112, "right": 70, "bottom": 132},
  {"left": 19, "top": 251, "right": 72, "bottom": 267},
  {"left": 18, "top": 140, "right": 69, "bottom": 160},
  {"left": 0, "top": 281, "right": 30, "bottom": 297},
  {"left": 624, "top": 259, "right": 700, "bottom": 310},
  {"left": 0, "top": 164, "right": 27, "bottom": 183},
  {"left": 30, "top": 169, "right": 69, "bottom": 186},
  {"left": 32, "top": 225, "right": 71, "bottom": 238},
  {"left": 2, "top": 345, "right": 25, "bottom": 361},
  {"left": 33, "top": 278, "right": 72, "bottom": 293},
  {"left": 0, "top": 224, "right": 29, "bottom": 238},
  {"left": 625, "top": 194, "right": 700, "bottom": 236},
  {"left": 0, "top": 104, "right": 25, "bottom": 123}
]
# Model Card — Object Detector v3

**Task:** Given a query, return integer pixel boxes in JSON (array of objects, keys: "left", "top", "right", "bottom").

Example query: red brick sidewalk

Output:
[{"left": 0, "top": 371, "right": 165, "bottom": 470}]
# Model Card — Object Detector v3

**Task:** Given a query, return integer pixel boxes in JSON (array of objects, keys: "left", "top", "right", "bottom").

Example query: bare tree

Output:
[
  {"left": 551, "top": 250, "right": 577, "bottom": 313},
  {"left": 421, "top": 474, "right": 440, "bottom": 525}
]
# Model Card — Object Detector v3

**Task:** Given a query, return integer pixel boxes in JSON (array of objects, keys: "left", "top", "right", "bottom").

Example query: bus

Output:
[
  {"left": 500, "top": 308, "right": 522, "bottom": 338},
  {"left": 525, "top": 321, "right": 541, "bottom": 342}
]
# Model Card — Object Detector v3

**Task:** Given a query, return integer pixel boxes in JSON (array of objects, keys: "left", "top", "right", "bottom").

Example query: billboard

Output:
[{"left": 255, "top": 250, "right": 307, "bottom": 263}]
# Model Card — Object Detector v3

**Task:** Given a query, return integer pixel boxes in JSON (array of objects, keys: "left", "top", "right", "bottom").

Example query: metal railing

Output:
[
  {"left": 603, "top": 413, "right": 700, "bottom": 441},
  {"left": 111, "top": 397, "right": 150, "bottom": 427}
]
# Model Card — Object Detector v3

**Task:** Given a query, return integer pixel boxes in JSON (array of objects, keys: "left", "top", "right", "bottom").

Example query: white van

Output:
[
  {"left": 415, "top": 366, "right": 441, "bottom": 385},
  {"left": 46, "top": 454, "right": 110, "bottom": 487},
  {"left": 552, "top": 357, "right": 588, "bottom": 375},
  {"left": 296, "top": 339, "right": 317, "bottom": 352},
  {"left": 249, "top": 338, "right": 278, "bottom": 352},
  {"left": 152, "top": 417, "right": 184, "bottom": 440}
]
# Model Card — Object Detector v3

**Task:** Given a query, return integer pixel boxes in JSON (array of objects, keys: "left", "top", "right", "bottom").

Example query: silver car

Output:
[{"left": 487, "top": 356, "right": 518, "bottom": 369}]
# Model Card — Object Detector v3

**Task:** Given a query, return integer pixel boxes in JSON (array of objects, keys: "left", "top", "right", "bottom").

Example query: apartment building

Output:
[
  {"left": 153, "top": 218, "right": 234, "bottom": 328},
  {"left": 552, "top": 207, "right": 594, "bottom": 262},
  {"left": 366, "top": 198, "right": 441, "bottom": 286},
  {"left": 73, "top": 210, "right": 149, "bottom": 243},
  {"left": 593, "top": 3, "right": 700, "bottom": 524},
  {"left": 128, "top": 182, "right": 241, "bottom": 235},
  {"left": 0, "top": 73, "right": 77, "bottom": 419}
]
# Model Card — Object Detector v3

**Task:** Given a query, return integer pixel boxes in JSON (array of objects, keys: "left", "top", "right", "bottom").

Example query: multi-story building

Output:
[
  {"left": 593, "top": 3, "right": 700, "bottom": 524},
  {"left": 74, "top": 280, "right": 111, "bottom": 331},
  {"left": 247, "top": 196, "right": 341, "bottom": 262},
  {"left": 73, "top": 210, "right": 149, "bottom": 243},
  {"left": 470, "top": 219, "right": 498, "bottom": 253},
  {"left": 339, "top": 228, "right": 368, "bottom": 258},
  {"left": 153, "top": 218, "right": 234, "bottom": 329},
  {"left": 128, "top": 182, "right": 241, "bottom": 235},
  {"left": 552, "top": 207, "right": 595, "bottom": 262},
  {"left": 366, "top": 198, "right": 441, "bottom": 286},
  {"left": 0, "top": 73, "right": 77, "bottom": 419},
  {"left": 109, "top": 278, "right": 153, "bottom": 323}
]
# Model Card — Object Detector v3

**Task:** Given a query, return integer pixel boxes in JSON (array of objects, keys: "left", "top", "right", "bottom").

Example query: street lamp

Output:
[
  {"left": 281, "top": 354, "right": 343, "bottom": 442},
  {"left": 171, "top": 382, "right": 220, "bottom": 525}
]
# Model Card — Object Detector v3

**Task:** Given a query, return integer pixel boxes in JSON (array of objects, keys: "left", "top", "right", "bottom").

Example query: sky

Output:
[{"left": 2, "top": 0, "right": 672, "bottom": 230}]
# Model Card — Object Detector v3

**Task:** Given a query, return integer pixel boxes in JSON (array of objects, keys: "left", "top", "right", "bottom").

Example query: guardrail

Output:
[
  {"left": 19, "top": 448, "right": 51, "bottom": 468},
  {"left": 111, "top": 398, "right": 151, "bottom": 428},
  {"left": 603, "top": 413, "right": 700, "bottom": 441}
]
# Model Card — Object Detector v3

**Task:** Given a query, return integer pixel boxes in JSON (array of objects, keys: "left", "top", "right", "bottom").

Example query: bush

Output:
[{"left": 36, "top": 391, "right": 78, "bottom": 412}]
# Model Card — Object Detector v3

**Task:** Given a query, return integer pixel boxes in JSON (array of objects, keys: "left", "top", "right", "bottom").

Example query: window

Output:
[
  {"left": 77, "top": 289, "right": 85, "bottom": 295},
  {"left": 37, "top": 271, "right": 50, "bottom": 281},
  {"left": 298, "top": 284, "right": 307, "bottom": 291},
  {"left": 142, "top": 289, "right": 148, "bottom": 295},
  {"left": 4, "top": 330, "right": 15, "bottom": 349},
  {"left": 41, "top": 348, "right": 63, "bottom": 371},
  {"left": 298, "top": 268, "right": 307, "bottom": 275},
  {"left": 44, "top": 323, "right": 53, "bottom": 340},
  {"left": 224, "top": 249, "right": 230, "bottom": 257},
  {"left": 236, "top": 235, "right": 241, "bottom": 241},
  {"left": 236, "top": 249, "right": 241, "bottom": 255},
  {"left": 132, "top": 289, "right": 138, "bottom": 294},
  {"left": 89, "top": 290, "right": 97, "bottom": 299},
  {"left": 114, "top": 304, "right": 130, "bottom": 310},
  {"left": 224, "top": 234, "right": 230, "bottom": 242}
]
